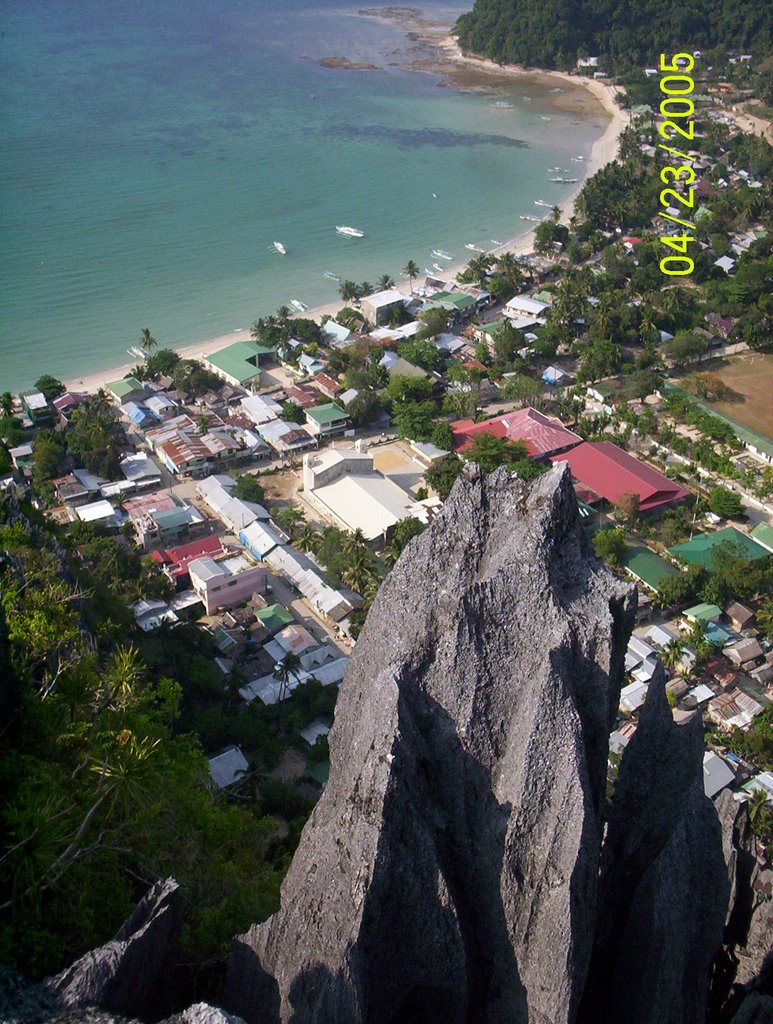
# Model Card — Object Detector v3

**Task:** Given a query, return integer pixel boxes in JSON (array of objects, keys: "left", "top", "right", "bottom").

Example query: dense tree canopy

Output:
[{"left": 455, "top": 0, "right": 772, "bottom": 70}]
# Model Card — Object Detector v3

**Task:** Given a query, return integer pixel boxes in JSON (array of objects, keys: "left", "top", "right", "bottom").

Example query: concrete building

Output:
[
  {"left": 303, "top": 445, "right": 416, "bottom": 541},
  {"left": 305, "top": 403, "right": 350, "bottom": 439},
  {"left": 359, "top": 288, "right": 408, "bottom": 327},
  {"left": 188, "top": 552, "right": 266, "bottom": 614}
]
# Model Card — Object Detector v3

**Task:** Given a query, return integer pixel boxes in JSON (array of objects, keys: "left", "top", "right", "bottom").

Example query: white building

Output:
[{"left": 303, "top": 445, "right": 416, "bottom": 541}]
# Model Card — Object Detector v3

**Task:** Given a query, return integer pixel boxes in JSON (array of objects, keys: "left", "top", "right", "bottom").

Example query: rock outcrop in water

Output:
[{"left": 225, "top": 463, "right": 640, "bottom": 1023}]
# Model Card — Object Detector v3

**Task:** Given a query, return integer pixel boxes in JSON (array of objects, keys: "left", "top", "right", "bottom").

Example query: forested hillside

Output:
[{"left": 454, "top": 0, "right": 773, "bottom": 69}]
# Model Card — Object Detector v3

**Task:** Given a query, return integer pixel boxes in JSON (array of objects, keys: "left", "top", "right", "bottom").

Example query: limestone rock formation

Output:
[
  {"left": 578, "top": 669, "right": 729, "bottom": 1024},
  {"left": 44, "top": 877, "right": 182, "bottom": 1020},
  {"left": 225, "top": 463, "right": 637, "bottom": 1023}
]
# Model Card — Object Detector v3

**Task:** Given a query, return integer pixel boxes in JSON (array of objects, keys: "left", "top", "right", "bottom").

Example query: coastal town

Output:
[{"left": 1, "top": 27, "right": 772, "bottom": 1004}]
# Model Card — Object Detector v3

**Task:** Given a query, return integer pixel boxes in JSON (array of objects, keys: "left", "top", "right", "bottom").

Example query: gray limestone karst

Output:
[
  {"left": 577, "top": 668, "right": 730, "bottom": 1024},
  {"left": 43, "top": 877, "right": 182, "bottom": 1021},
  {"left": 224, "top": 462, "right": 637, "bottom": 1024}
]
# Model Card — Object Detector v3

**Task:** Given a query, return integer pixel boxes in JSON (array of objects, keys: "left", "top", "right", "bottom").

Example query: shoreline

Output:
[{"left": 64, "top": 18, "right": 630, "bottom": 396}]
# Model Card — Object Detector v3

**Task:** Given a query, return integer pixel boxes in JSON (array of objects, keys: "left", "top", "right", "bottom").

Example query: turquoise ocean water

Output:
[{"left": 0, "top": 0, "right": 605, "bottom": 391}]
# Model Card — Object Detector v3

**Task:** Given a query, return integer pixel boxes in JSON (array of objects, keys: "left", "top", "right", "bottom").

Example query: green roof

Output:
[
  {"left": 478, "top": 319, "right": 507, "bottom": 336},
  {"left": 620, "top": 545, "right": 679, "bottom": 591},
  {"left": 306, "top": 402, "right": 348, "bottom": 425},
  {"left": 668, "top": 526, "right": 769, "bottom": 569},
  {"left": 154, "top": 507, "right": 193, "bottom": 531},
  {"left": 107, "top": 376, "right": 143, "bottom": 397},
  {"left": 683, "top": 602, "right": 722, "bottom": 623},
  {"left": 255, "top": 603, "right": 295, "bottom": 633},
  {"left": 750, "top": 522, "right": 773, "bottom": 554},
  {"left": 306, "top": 761, "right": 330, "bottom": 785},
  {"left": 204, "top": 341, "right": 273, "bottom": 384}
]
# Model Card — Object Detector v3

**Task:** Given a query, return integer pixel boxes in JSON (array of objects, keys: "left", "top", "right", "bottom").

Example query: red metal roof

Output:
[
  {"left": 150, "top": 535, "right": 223, "bottom": 577},
  {"left": 550, "top": 441, "right": 691, "bottom": 513},
  {"left": 313, "top": 372, "right": 342, "bottom": 397},
  {"left": 451, "top": 407, "right": 582, "bottom": 459}
]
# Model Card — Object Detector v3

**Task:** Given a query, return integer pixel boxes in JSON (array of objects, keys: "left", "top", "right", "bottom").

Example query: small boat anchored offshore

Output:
[
  {"left": 465, "top": 243, "right": 485, "bottom": 252},
  {"left": 290, "top": 299, "right": 309, "bottom": 313},
  {"left": 432, "top": 248, "right": 453, "bottom": 260},
  {"left": 273, "top": 241, "right": 286, "bottom": 255},
  {"left": 323, "top": 270, "right": 341, "bottom": 282},
  {"left": 534, "top": 200, "right": 551, "bottom": 208},
  {"left": 336, "top": 225, "right": 364, "bottom": 238}
]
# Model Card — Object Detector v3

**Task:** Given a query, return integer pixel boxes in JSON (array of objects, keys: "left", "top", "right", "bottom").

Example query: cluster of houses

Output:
[{"left": 613, "top": 595, "right": 773, "bottom": 808}]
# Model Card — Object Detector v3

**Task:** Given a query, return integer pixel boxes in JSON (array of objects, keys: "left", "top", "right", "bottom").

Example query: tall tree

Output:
[
  {"left": 139, "top": 328, "right": 157, "bottom": 354},
  {"left": 402, "top": 260, "right": 420, "bottom": 294}
]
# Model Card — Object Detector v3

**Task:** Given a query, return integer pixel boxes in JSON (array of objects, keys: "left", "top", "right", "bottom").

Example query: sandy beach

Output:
[{"left": 65, "top": 12, "right": 629, "bottom": 396}]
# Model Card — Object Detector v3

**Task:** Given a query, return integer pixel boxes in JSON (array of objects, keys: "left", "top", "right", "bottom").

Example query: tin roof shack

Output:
[
  {"left": 189, "top": 552, "right": 266, "bottom": 614},
  {"left": 725, "top": 601, "right": 756, "bottom": 632},
  {"left": 208, "top": 745, "right": 250, "bottom": 790},
  {"left": 707, "top": 688, "right": 765, "bottom": 731},
  {"left": 150, "top": 535, "right": 225, "bottom": 588},
  {"left": 21, "top": 391, "right": 54, "bottom": 426},
  {"left": 123, "top": 490, "right": 206, "bottom": 549},
  {"left": 105, "top": 377, "right": 147, "bottom": 406}
]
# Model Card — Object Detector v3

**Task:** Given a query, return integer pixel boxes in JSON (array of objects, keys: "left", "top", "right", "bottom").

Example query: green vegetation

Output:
[
  {"left": 455, "top": 0, "right": 772, "bottom": 70},
  {"left": 593, "top": 527, "right": 626, "bottom": 566},
  {"left": 233, "top": 474, "right": 266, "bottom": 505},
  {"left": 34, "top": 376, "right": 65, "bottom": 402},
  {"left": 0, "top": 506, "right": 299, "bottom": 977}
]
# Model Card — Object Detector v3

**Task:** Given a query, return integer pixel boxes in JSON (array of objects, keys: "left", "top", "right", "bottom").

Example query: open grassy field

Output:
[{"left": 681, "top": 353, "right": 773, "bottom": 440}]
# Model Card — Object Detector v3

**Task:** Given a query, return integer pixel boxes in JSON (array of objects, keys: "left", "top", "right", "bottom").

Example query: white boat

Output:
[
  {"left": 128, "top": 346, "right": 145, "bottom": 360},
  {"left": 465, "top": 243, "right": 485, "bottom": 252},
  {"left": 336, "top": 225, "right": 364, "bottom": 238},
  {"left": 424, "top": 267, "right": 436, "bottom": 276},
  {"left": 491, "top": 239, "right": 504, "bottom": 245},
  {"left": 273, "top": 241, "right": 286, "bottom": 255},
  {"left": 432, "top": 193, "right": 438, "bottom": 199},
  {"left": 433, "top": 263, "right": 445, "bottom": 272},
  {"left": 432, "top": 248, "right": 453, "bottom": 260},
  {"left": 541, "top": 115, "right": 551, "bottom": 121},
  {"left": 323, "top": 270, "right": 341, "bottom": 281},
  {"left": 534, "top": 200, "right": 551, "bottom": 208},
  {"left": 290, "top": 299, "right": 309, "bottom": 312}
]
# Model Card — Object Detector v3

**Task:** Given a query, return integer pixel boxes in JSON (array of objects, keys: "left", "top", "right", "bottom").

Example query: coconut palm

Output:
[
  {"left": 746, "top": 787, "right": 771, "bottom": 830},
  {"left": 661, "top": 639, "right": 683, "bottom": 674},
  {"left": 377, "top": 274, "right": 395, "bottom": 290},
  {"left": 342, "top": 528, "right": 367, "bottom": 557},
  {"left": 402, "top": 260, "right": 420, "bottom": 294},
  {"left": 295, "top": 525, "right": 320, "bottom": 554},
  {"left": 342, "top": 549, "right": 374, "bottom": 594},
  {"left": 363, "top": 574, "right": 382, "bottom": 609},
  {"left": 339, "top": 280, "right": 360, "bottom": 303},
  {"left": 550, "top": 204, "right": 561, "bottom": 222},
  {"left": 1, "top": 392, "right": 13, "bottom": 416},
  {"left": 139, "top": 328, "right": 157, "bottom": 354},
  {"left": 276, "top": 652, "right": 303, "bottom": 702},
  {"left": 276, "top": 305, "right": 292, "bottom": 321}
]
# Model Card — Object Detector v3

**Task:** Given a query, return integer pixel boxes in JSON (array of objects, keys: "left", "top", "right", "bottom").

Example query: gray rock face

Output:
[
  {"left": 578, "top": 670, "right": 729, "bottom": 1024},
  {"left": 44, "top": 877, "right": 182, "bottom": 1021},
  {"left": 710, "top": 790, "right": 773, "bottom": 1020},
  {"left": 225, "top": 464, "right": 637, "bottom": 1024}
]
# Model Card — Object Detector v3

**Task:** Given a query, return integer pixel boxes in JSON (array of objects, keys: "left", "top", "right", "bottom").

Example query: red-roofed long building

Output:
[
  {"left": 550, "top": 441, "right": 691, "bottom": 514},
  {"left": 451, "top": 407, "right": 582, "bottom": 460}
]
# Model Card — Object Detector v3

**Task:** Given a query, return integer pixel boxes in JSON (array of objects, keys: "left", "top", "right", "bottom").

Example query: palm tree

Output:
[
  {"left": 382, "top": 538, "right": 402, "bottom": 569},
  {"left": 276, "top": 305, "right": 291, "bottom": 321},
  {"left": 756, "top": 597, "right": 773, "bottom": 639},
  {"left": 402, "top": 260, "right": 420, "bottom": 294},
  {"left": 661, "top": 639, "right": 683, "bottom": 674},
  {"left": 377, "top": 274, "right": 395, "bottom": 290},
  {"left": 550, "top": 204, "right": 561, "bottom": 223},
  {"left": 746, "top": 787, "right": 771, "bottom": 831},
  {"left": 295, "top": 525, "right": 320, "bottom": 554},
  {"left": 466, "top": 253, "right": 495, "bottom": 287},
  {"left": 363, "top": 574, "right": 382, "bottom": 610},
  {"left": 342, "top": 528, "right": 367, "bottom": 557},
  {"left": 272, "top": 504, "right": 306, "bottom": 536},
  {"left": 342, "top": 549, "right": 374, "bottom": 594},
  {"left": 276, "top": 652, "right": 302, "bottom": 702},
  {"left": 1, "top": 392, "right": 13, "bottom": 416},
  {"left": 339, "top": 280, "right": 359, "bottom": 303},
  {"left": 139, "top": 328, "right": 157, "bottom": 354}
]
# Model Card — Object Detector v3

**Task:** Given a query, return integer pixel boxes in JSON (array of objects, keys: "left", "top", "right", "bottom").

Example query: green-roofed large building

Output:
[
  {"left": 668, "top": 526, "right": 769, "bottom": 569},
  {"left": 202, "top": 341, "right": 275, "bottom": 389},
  {"left": 620, "top": 545, "right": 679, "bottom": 592},
  {"left": 750, "top": 522, "right": 773, "bottom": 554}
]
